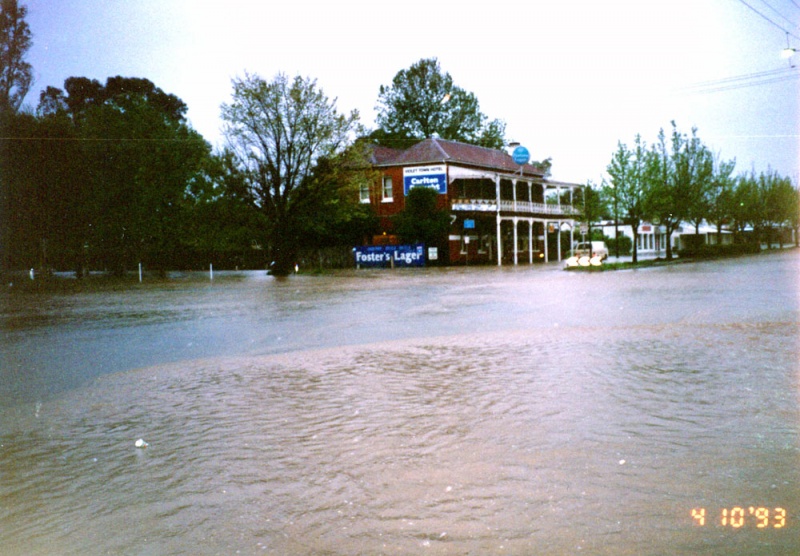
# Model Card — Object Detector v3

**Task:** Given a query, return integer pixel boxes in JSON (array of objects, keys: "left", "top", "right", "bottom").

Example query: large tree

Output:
[
  {"left": 372, "top": 58, "right": 506, "bottom": 149},
  {"left": 604, "top": 136, "right": 649, "bottom": 263},
  {"left": 705, "top": 153, "right": 737, "bottom": 245},
  {"left": 572, "top": 181, "right": 606, "bottom": 245},
  {"left": 761, "top": 169, "right": 798, "bottom": 248},
  {"left": 0, "top": 0, "right": 32, "bottom": 274},
  {"left": 25, "top": 76, "right": 210, "bottom": 274},
  {"left": 643, "top": 123, "right": 712, "bottom": 260},
  {"left": 0, "top": 0, "right": 32, "bottom": 117},
  {"left": 289, "top": 140, "right": 379, "bottom": 256},
  {"left": 180, "top": 149, "right": 268, "bottom": 269},
  {"left": 221, "top": 72, "right": 361, "bottom": 276}
]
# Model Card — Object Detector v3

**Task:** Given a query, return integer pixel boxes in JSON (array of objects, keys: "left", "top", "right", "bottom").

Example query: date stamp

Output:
[{"left": 691, "top": 507, "right": 787, "bottom": 528}]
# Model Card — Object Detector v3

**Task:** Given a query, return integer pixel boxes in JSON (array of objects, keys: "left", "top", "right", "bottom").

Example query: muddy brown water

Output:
[{"left": 1, "top": 253, "right": 798, "bottom": 555}]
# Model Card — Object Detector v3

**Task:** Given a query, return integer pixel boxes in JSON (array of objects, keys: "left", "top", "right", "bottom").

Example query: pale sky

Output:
[{"left": 21, "top": 0, "right": 800, "bottom": 185}]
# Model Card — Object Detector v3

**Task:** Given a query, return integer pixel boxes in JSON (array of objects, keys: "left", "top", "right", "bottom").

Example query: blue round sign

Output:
[{"left": 512, "top": 145, "right": 530, "bottom": 165}]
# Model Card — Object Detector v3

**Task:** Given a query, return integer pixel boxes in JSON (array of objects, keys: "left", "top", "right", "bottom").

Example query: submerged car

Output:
[{"left": 571, "top": 241, "right": 609, "bottom": 260}]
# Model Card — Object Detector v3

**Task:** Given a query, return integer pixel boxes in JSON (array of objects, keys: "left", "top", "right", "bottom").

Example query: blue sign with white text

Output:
[
  {"left": 403, "top": 165, "right": 447, "bottom": 195},
  {"left": 512, "top": 145, "right": 530, "bottom": 165},
  {"left": 354, "top": 244, "right": 426, "bottom": 268}
]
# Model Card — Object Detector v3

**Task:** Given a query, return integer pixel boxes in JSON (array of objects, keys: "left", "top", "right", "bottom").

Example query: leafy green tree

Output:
[
  {"left": 705, "top": 154, "right": 737, "bottom": 244},
  {"left": 604, "top": 136, "right": 648, "bottom": 263},
  {"left": 36, "top": 76, "right": 210, "bottom": 274},
  {"left": 644, "top": 123, "right": 712, "bottom": 260},
  {"left": 221, "top": 72, "right": 361, "bottom": 275},
  {"left": 372, "top": 58, "right": 506, "bottom": 149},
  {"left": 0, "top": 111, "right": 39, "bottom": 270},
  {"left": 180, "top": 150, "right": 268, "bottom": 268},
  {"left": 0, "top": 0, "right": 33, "bottom": 274},
  {"left": 394, "top": 186, "right": 450, "bottom": 253},
  {"left": 291, "top": 141, "right": 379, "bottom": 253},
  {"left": 676, "top": 126, "right": 713, "bottom": 236},
  {"left": 0, "top": 0, "right": 32, "bottom": 117},
  {"left": 573, "top": 181, "right": 606, "bottom": 243},
  {"left": 28, "top": 108, "right": 86, "bottom": 272},
  {"left": 731, "top": 171, "right": 764, "bottom": 242},
  {"left": 761, "top": 169, "right": 797, "bottom": 248},
  {"left": 785, "top": 180, "right": 800, "bottom": 247}
]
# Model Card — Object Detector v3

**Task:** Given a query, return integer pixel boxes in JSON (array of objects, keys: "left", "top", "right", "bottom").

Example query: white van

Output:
[{"left": 571, "top": 241, "right": 609, "bottom": 261}]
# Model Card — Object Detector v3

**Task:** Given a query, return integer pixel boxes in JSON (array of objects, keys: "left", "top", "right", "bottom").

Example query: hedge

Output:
[{"left": 677, "top": 243, "right": 761, "bottom": 259}]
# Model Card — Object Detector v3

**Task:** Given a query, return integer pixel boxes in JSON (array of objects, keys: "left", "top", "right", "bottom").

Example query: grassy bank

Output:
[{"left": 565, "top": 244, "right": 797, "bottom": 271}]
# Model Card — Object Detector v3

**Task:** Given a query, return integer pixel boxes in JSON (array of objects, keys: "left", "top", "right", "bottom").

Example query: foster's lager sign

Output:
[{"left": 354, "top": 244, "right": 425, "bottom": 268}]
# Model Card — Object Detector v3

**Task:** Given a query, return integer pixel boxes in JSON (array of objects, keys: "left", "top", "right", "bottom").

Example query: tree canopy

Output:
[
  {"left": 1, "top": 76, "right": 210, "bottom": 274},
  {"left": 0, "top": 0, "right": 32, "bottom": 117},
  {"left": 394, "top": 186, "right": 450, "bottom": 250},
  {"left": 604, "top": 135, "right": 649, "bottom": 263},
  {"left": 603, "top": 123, "right": 798, "bottom": 260},
  {"left": 643, "top": 123, "right": 714, "bottom": 259},
  {"left": 372, "top": 58, "right": 506, "bottom": 150},
  {"left": 221, "top": 72, "right": 366, "bottom": 275}
]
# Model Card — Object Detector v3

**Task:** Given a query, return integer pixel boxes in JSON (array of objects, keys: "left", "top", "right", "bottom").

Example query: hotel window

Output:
[
  {"left": 382, "top": 176, "right": 393, "bottom": 202},
  {"left": 359, "top": 182, "right": 370, "bottom": 203}
]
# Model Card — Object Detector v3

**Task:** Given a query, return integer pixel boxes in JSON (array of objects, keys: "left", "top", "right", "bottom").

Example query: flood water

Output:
[{"left": 1, "top": 252, "right": 798, "bottom": 555}]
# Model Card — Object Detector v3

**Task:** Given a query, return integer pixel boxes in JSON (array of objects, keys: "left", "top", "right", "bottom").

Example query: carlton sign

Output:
[{"left": 403, "top": 165, "right": 447, "bottom": 195}]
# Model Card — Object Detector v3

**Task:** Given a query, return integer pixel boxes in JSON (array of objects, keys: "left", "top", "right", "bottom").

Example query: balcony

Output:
[{"left": 451, "top": 198, "right": 580, "bottom": 217}]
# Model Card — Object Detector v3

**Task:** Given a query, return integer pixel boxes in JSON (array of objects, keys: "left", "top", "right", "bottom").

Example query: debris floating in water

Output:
[{"left": 135, "top": 439, "right": 149, "bottom": 449}]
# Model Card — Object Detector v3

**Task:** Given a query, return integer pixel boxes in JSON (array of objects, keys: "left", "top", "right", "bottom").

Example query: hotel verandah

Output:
[{"left": 363, "top": 137, "right": 583, "bottom": 265}]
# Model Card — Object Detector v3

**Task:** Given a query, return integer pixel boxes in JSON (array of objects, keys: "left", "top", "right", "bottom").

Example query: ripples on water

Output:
[{"left": 2, "top": 320, "right": 798, "bottom": 555}]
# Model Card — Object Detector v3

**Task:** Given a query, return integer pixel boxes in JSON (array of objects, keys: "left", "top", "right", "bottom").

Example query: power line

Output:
[
  {"left": 677, "top": 73, "right": 798, "bottom": 94},
  {"left": 756, "top": 0, "right": 798, "bottom": 27},
  {"left": 736, "top": 0, "right": 800, "bottom": 40},
  {"left": 672, "top": 67, "right": 799, "bottom": 94},
  {"left": 676, "top": 67, "right": 793, "bottom": 87},
  {"left": 691, "top": 73, "right": 798, "bottom": 93},
  {"left": 0, "top": 136, "right": 197, "bottom": 143}
]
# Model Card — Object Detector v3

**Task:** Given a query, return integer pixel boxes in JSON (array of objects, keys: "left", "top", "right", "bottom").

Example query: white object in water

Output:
[{"left": 135, "top": 439, "right": 149, "bottom": 449}]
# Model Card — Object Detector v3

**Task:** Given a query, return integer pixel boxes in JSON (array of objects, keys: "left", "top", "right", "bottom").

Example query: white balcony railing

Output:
[{"left": 451, "top": 198, "right": 580, "bottom": 216}]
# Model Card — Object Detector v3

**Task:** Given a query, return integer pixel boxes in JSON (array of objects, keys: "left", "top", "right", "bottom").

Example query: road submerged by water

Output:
[{"left": 1, "top": 252, "right": 798, "bottom": 555}]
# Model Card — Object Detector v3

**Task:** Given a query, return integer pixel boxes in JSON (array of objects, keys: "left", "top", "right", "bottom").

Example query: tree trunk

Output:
[
  {"left": 665, "top": 223, "right": 674, "bottom": 260},
  {"left": 268, "top": 220, "right": 298, "bottom": 276}
]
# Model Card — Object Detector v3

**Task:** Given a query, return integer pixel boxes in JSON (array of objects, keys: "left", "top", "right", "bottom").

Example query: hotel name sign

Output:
[{"left": 403, "top": 165, "right": 447, "bottom": 195}]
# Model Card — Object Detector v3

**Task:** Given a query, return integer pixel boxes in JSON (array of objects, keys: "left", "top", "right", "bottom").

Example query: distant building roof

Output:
[
  {"left": 371, "top": 137, "right": 547, "bottom": 178},
  {"left": 368, "top": 145, "right": 403, "bottom": 165}
]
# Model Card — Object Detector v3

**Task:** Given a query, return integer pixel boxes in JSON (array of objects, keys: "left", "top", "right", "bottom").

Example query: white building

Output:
[{"left": 599, "top": 220, "right": 734, "bottom": 256}]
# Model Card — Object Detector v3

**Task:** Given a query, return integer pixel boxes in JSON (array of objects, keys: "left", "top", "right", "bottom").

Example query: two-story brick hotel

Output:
[{"left": 363, "top": 137, "right": 583, "bottom": 266}]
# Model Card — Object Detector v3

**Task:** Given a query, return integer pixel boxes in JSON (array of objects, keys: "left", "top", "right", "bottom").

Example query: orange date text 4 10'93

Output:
[{"left": 691, "top": 507, "right": 787, "bottom": 528}]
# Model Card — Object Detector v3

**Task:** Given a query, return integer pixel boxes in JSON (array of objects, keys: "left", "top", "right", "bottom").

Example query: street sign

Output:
[{"left": 512, "top": 145, "right": 530, "bottom": 165}]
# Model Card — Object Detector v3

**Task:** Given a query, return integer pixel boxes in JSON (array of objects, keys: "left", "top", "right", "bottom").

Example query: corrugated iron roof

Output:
[{"left": 372, "top": 137, "right": 547, "bottom": 178}]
